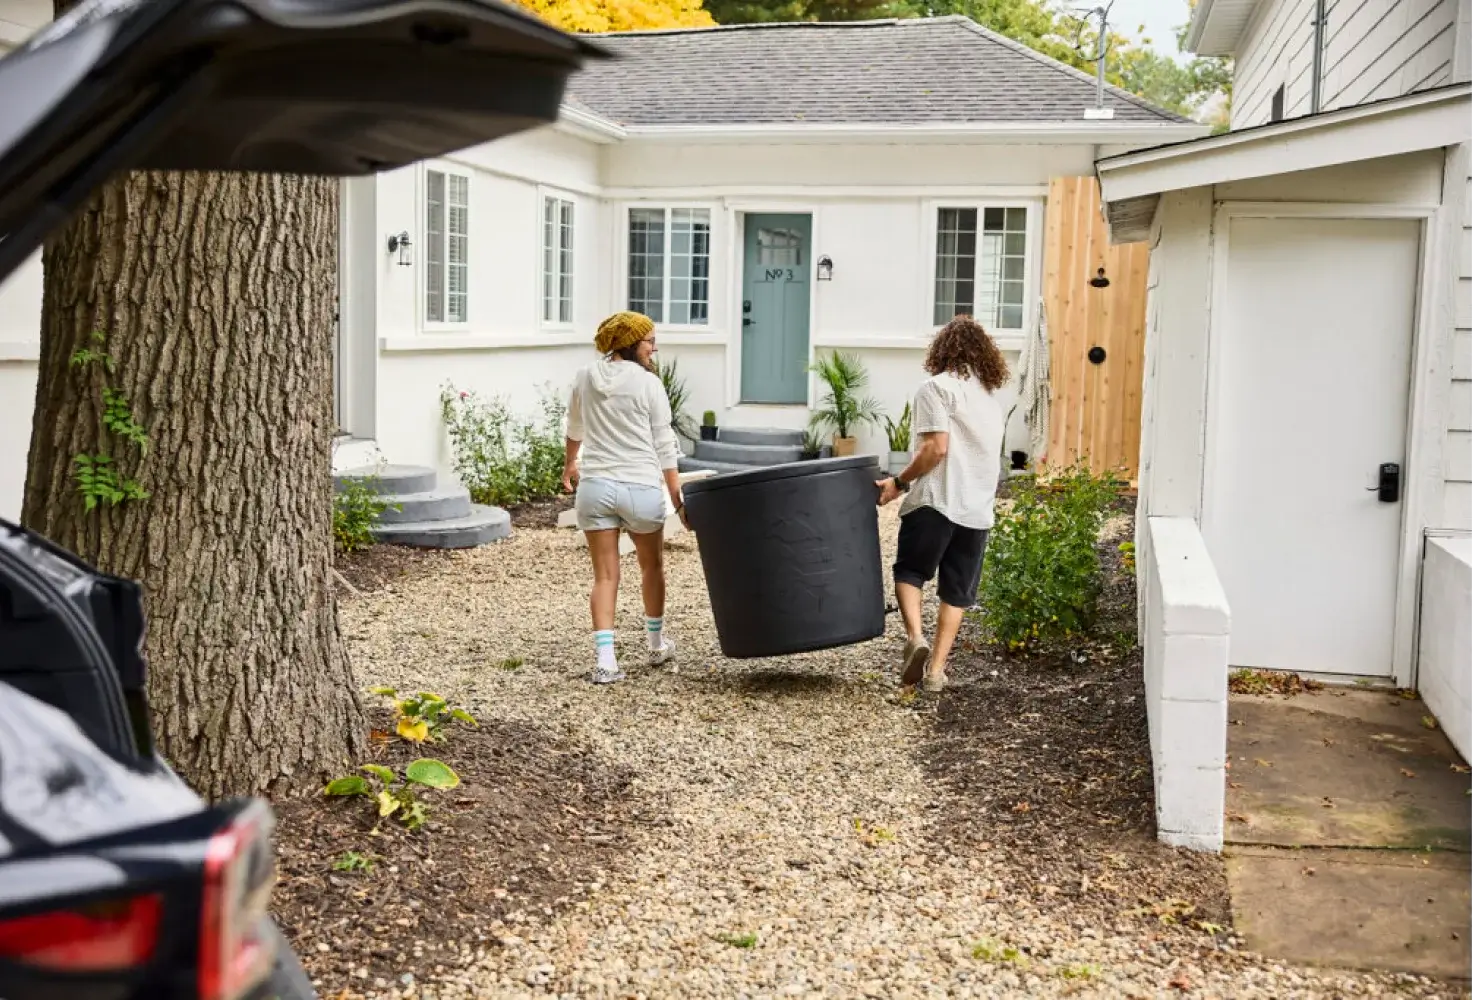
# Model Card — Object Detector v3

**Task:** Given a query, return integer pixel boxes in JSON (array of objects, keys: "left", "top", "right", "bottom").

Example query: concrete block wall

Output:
[
  {"left": 1418, "top": 533, "right": 1472, "bottom": 763},
  {"left": 1143, "top": 516, "right": 1231, "bottom": 852}
]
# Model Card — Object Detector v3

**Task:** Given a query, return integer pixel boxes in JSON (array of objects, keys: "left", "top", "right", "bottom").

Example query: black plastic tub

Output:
[{"left": 682, "top": 455, "right": 885, "bottom": 659}]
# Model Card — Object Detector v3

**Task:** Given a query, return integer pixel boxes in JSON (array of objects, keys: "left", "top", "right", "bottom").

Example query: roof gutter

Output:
[
  {"left": 554, "top": 103, "right": 627, "bottom": 143},
  {"left": 1182, "top": 0, "right": 1219, "bottom": 54},
  {"left": 1096, "top": 84, "right": 1471, "bottom": 204},
  {"left": 611, "top": 120, "right": 1208, "bottom": 146}
]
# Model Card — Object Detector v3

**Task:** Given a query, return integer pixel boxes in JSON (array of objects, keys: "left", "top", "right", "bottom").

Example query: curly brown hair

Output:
[{"left": 924, "top": 315, "right": 1010, "bottom": 390}]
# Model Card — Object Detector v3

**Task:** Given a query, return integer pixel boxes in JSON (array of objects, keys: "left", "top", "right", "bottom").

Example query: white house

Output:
[
  {"left": 1098, "top": 0, "right": 1472, "bottom": 851},
  {"left": 0, "top": 14, "right": 1206, "bottom": 519}
]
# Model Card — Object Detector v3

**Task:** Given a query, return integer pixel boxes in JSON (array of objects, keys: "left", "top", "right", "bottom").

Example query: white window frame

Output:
[
  {"left": 620, "top": 203, "right": 716, "bottom": 330},
  {"left": 421, "top": 162, "right": 471, "bottom": 331},
  {"left": 925, "top": 199, "right": 1042, "bottom": 346},
  {"left": 541, "top": 190, "right": 576, "bottom": 329}
]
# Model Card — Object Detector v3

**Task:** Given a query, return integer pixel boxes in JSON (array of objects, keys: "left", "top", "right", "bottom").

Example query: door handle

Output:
[
  {"left": 743, "top": 318, "right": 753, "bottom": 326},
  {"left": 1366, "top": 463, "right": 1400, "bottom": 502}
]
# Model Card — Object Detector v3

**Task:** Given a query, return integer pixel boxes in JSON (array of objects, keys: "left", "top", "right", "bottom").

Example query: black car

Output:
[{"left": 0, "top": 0, "right": 600, "bottom": 995}]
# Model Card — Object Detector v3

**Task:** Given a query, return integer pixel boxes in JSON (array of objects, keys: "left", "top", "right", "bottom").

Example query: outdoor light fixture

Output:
[
  {"left": 816, "top": 254, "right": 833, "bottom": 281},
  {"left": 1089, "top": 267, "right": 1110, "bottom": 288},
  {"left": 387, "top": 230, "right": 412, "bottom": 266}
]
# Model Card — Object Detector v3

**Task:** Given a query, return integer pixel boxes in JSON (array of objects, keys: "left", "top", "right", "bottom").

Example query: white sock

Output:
[
  {"left": 645, "top": 617, "right": 665, "bottom": 651},
  {"left": 594, "top": 629, "right": 617, "bottom": 669}
]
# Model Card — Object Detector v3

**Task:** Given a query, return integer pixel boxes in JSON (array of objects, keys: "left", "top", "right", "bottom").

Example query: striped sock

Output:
[
  {"left": 645, "top": 617, "right": 664, "bottom": 651},
  {"left": 594, "top": 629, "right": 616, "bottom": 667}
]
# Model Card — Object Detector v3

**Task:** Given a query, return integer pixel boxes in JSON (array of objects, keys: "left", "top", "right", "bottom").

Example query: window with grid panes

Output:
[
  {"left": 932, "top": 205, "right": 1029, "bottom": 331},
  {"left": 543, "top": 196, "right": 574, "bottom": 324},
  {"left": 626, "top": 207, "right": 711, "bottom": 325},
  {"left": 425, "top": 169, "right": 469, "bottom": 324}
]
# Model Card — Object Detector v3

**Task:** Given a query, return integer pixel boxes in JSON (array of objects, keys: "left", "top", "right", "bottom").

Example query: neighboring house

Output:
[
  {"left": 0, "top": 14, "right": 1205, "bottom": 518},
  {"left": 1095, "top": 0, "right": 1471, "bottom": 851}
]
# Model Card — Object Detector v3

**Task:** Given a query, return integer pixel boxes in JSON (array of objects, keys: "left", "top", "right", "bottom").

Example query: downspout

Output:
[{"left": 1311, "top": 0, "right": 1327, "bottom": 113}]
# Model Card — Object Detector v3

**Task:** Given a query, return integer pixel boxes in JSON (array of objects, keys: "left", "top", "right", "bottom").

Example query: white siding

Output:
[
  {"left": 1232, "top": 0, "right": 1460, "bottom": 128},
  {"left": 1443, "top": 147, "right": 1472, "bottom": 528}
]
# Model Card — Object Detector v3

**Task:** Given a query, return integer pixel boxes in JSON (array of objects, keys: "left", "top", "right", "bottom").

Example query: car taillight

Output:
[
  {"left": 0, "top": 893, "right": 162, "bottom": 971},
  {"left": 199, "top": 800, "right": 277, "bottom": 1000}
]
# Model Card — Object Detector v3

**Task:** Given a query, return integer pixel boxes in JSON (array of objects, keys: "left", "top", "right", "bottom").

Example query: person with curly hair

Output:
[
  {"left": 563, "top": 311, "right": 682, "bottom": 684},
  {"left": 875, "top": 314, "right": 1009, "bottom": 691}
]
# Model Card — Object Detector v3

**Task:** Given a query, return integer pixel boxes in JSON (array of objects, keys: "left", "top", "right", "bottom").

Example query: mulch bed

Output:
[
  {"left": 334, "top": 544, "right": 451, "bottom": 597},
  {"left": 505, "top": 496, "right": 568, "bottom": 530},
  {"left": 922, "top": 495, "right": 1234, "bottom": 937},
  {"left": 271, "top": 715, "right": 639, "bottom": 995}
]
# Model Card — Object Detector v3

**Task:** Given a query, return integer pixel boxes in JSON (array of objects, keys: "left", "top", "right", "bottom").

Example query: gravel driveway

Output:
[{"left": 341, "top": 508, "right": 1464, "bottom": 1000}]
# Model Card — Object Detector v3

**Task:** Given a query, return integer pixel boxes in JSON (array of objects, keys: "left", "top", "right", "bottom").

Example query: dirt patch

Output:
[
  {"left": 923, "top": 496, "right": 1234, "bottom": 939},
  {"left": 505, "top": 496, "right": 569, "bottom": 530},
  {"left": 334, "top": 544, "right": 450, "bottom": 597},
  {"left": 271, "top": 714, "right": 639, "bottom": 995}
]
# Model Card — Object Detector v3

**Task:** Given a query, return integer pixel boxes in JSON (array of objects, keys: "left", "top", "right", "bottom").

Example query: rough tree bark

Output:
[{"left": 22, "top": 169, "right": 365, "bottom": 798}]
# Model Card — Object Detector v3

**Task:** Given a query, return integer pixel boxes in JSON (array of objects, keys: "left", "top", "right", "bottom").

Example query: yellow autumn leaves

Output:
[{"left": 513, "top": 0, "right": 713, "bottom": 33}]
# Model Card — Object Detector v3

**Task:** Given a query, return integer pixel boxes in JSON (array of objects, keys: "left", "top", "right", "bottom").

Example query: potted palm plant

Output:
[
  {"left": 808, "top": 351, "right": 882, "bottom": 457},
  {"left": 883, "top": 401, "right": 911, "bottom": 475},
  {"left": 658, "top": 358, "right": 700, "bottom": 443}
]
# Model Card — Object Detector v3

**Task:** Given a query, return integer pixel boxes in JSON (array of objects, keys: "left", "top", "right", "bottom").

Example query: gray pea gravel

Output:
[{"left": 341, "top": 507, "right": 1465, "bottom": 1000}]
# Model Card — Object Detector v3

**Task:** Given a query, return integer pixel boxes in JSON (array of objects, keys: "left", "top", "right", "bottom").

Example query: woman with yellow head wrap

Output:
[{"left": 562, "top": 311, "right": 681, "bottom": 684}]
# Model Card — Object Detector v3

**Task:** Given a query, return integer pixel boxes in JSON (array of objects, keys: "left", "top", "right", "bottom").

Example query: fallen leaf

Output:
[
  {"left": 1169, "top": 973, "right": 1192, "bottom": 991},
  {"left": 1227, "top": 813, "right": 1249, "bottom": 824},
  {"left": 1397, "top": 688, "right": 1419, "bottom": 700},
  {"left": 1012, "top": 802, "right": 1032, "bottom": 813},
  {"left": 1229, "top": 782, "right": 1243, "bottom": 789},
  {"left": 1422, "top": 716, "right": 1438, "bottom": 730},
  {"left": 1400, "top": 768, "right": 1416, "bottom": 779},
  {"left": 1321, "top": 737, "right": 1336, "bottom": 747},
  {"left": 1254, "top": 759, "right": 1273, "bottom": 767},
  {"left": 1450, "top": 764, "right": 1470, "bottom": 774},
  {"left": 1322, "top": 797, "right": 1336, "bottom": 808},
  {"left": 1301, "top": 867, "right": 1316, "bottom": 877}
]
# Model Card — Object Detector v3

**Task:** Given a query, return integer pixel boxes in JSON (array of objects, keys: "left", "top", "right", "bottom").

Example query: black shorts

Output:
[{"left": 892, "top": 506, "right": 989, "bottom": 609}]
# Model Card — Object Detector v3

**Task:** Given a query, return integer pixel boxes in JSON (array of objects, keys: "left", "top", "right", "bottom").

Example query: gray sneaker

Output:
[{"left": 900, "top": 636, "right": 930, "bottom": 687}]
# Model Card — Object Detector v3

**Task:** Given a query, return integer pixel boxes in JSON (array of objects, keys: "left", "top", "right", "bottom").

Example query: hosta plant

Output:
[
  {"left": 323, "top": 759, "right": 460, "bottom": 831},
  {"left": 368, "top": 686, "right": 477, "bottom": 743}
]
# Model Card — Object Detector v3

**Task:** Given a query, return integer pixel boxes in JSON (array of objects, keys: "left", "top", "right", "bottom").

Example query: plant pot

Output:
[
  {"left": 887, "top": 451, "right": 910, "bottom": 476},
  {"left": 832, "top": 436, "right": 858, "bottom": 457},
  {"left": 1009, "top": 449, "right": 1028, "bottom": 471},
  {"left": 700, "top": 425, "right": 719, "bottom": 441}
]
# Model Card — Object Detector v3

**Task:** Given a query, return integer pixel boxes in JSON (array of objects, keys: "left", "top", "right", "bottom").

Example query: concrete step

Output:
[
  {"left": 679, "top": 456, "right": 759, "bottom": 475},
  {"left": 374, "top": 486, "right": 473, "bottom": 524},
  {"left": 373, "top": 504, "right": 511, "bottom": 549},
  {"left": 693, "top": 440, "right": 804, "bottom": 465},
  {"left": 335, "top": 464, "right": 437, "bottom": 496},
  {"left": 718, "top": 427, "right": 805, "bottom": 447}
]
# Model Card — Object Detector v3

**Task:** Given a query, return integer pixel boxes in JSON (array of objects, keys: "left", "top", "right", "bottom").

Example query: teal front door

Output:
[{"left": 740, "top": 213, "right": 811, "bottom": 404}]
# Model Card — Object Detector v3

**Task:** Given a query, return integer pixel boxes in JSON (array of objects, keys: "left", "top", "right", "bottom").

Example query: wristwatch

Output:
[{"left": 892, "top": 475, "right": 911, "bottom": 493}]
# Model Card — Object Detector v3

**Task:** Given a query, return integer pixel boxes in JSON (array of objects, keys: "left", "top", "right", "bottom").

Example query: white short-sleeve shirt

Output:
[{"left": 899, "top": 371, "right": 1005, "bottom": 530}]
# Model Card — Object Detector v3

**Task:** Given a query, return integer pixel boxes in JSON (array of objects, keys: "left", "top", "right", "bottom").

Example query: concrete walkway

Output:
[{"left": 1224, "top": 686, "right": 1471, "bottom": 980}]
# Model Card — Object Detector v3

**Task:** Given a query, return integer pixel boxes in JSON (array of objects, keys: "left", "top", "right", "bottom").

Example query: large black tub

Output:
[{"left": 682, "top": 455, "right": 885, "bottom": 658}]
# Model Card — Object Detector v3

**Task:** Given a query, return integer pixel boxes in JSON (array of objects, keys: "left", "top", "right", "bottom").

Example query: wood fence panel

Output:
[{"left": 1042, "top": 176, "right": 1149, "bottom": 480}]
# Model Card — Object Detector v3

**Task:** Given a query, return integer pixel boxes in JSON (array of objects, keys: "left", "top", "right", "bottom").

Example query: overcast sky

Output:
[{"left": 1102, "top": 0, "right": 1190, "bottom": 60}]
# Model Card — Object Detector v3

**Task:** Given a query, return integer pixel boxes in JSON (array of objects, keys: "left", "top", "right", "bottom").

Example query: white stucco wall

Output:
[
  {"left": 1417, "top": 534, "right": 1472, "bottom": 762},
  {"left": 1142, "top": 515, "right": 1231, "bottom": 852}
]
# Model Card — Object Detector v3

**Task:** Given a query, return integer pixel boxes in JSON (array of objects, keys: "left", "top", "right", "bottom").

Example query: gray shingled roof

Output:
[{"left": 567, "top": 17, "right": 1189, "bottom": 127}]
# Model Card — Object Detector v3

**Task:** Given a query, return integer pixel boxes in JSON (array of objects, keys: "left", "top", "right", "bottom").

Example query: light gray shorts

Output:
[{"left": 575, "top": 477, "right": 666, "bottom": 534}]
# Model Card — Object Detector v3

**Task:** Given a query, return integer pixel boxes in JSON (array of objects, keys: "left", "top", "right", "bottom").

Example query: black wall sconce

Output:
[
  {"left": 1089, "top": 267, "right": 1110, "bottom": 288},
  {"left": 387, "top": 231, "right": 412, "bottom": 267},
  {"left": 816, "top": 255, "right": 833, "bottom": 281}
]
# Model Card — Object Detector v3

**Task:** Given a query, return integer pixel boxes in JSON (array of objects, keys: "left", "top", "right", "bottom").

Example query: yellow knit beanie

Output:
[{"left": 595, "top": 311, "right": 654, "bottom": 355}]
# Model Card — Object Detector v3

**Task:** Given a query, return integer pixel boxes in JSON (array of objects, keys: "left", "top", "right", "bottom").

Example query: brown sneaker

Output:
[{"left": 900, "top": 637, "right": 930, "bottom": 687}]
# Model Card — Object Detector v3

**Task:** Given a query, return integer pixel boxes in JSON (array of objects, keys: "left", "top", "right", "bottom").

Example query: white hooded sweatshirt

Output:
[{"left": 566, "top": 358, "right": 679, "bottom": 489}]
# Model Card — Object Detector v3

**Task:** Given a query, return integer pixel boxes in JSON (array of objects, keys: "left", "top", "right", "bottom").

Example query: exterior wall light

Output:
[
  {"left": 387, "top": 231, "right": 412, "bottom": 266},
  {"left": 816, "top": 254, "right": 833, "bottom": 281}
]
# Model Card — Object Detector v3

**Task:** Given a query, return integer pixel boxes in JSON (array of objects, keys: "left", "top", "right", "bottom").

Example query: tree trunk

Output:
[{"left": 22, "top": 170, "right": 365, "bottom": 798}]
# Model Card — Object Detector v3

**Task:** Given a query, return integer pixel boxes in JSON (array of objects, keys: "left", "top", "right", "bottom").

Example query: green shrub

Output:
[
  {"left": 439, "top": 384, "right": 566, "bottom": 507},
  {"left": 334, "top": 477, "right": 399, "bottom": 553},
  {"left": 978, "top": 466, "right": 1122, "bottom": 651}
]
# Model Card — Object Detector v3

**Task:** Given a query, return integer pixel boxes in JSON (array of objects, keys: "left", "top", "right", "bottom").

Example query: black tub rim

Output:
[{"left": 681, "top": 455, "right": 880, "bottom": 495}]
